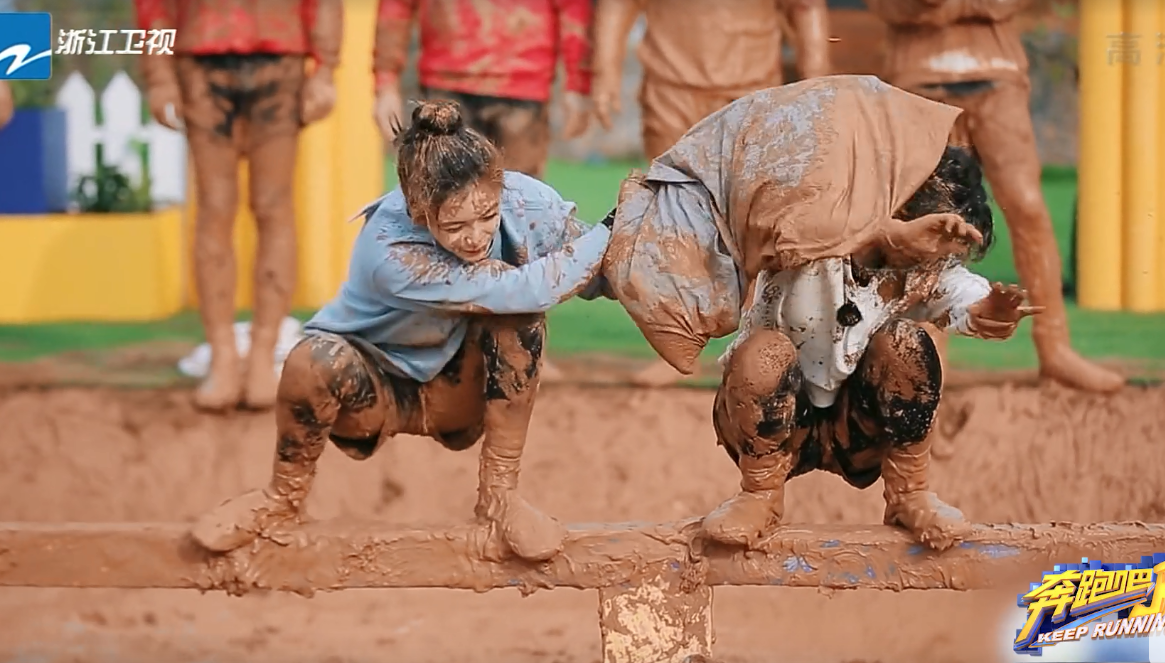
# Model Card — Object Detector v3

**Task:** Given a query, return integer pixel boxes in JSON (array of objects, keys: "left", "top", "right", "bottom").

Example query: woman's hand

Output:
[
  {"left": 882, "top": 212, "right": 983, "bottom": 266},
  {"left": 966, "top": 282, "right": 1044, "bottom": 339},
  {"left": 300, "top": 66, "right": 337, "bottom": 126}
]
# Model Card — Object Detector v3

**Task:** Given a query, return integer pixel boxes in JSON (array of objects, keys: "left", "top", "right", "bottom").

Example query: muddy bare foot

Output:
[
  {"left": 190, "top": 488, "right": 297, "bottom": 552},
  {"left": 884, "top": 491, "right": 972, "bottom": 551},
  {"left": 481, "top": 492, "right": 567, "bottom": 562},
  {"left": 242, "top": 356, "right": 279, "bottom": 411},
  {"left": 630, "top": 359, "right": 689, "bottom": 388},
  {"left": 700, "top": 489, "right": 782, "bottom": 547},
  {"left": 194, "top": 366, "right": 243, "bottom": 412},
  {"left": 1039, "top": 348, "right": 1125, "bottom": 394}
]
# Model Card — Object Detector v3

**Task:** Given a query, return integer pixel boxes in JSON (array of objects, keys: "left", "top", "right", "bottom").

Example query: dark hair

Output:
[
  {"left": 896, "top": 144, "right": 994, "bottom": 262},
  {"left": 394, "top": 100, "right": 502, "bottom": 225}
]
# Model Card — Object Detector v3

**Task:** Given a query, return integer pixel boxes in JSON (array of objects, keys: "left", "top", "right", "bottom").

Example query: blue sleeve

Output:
[
  {"left": 511, "top": 173, "right": 613, "bottom": 301},
  {"left": 372, "top": 223, "right": 612, "bottom": 315}
]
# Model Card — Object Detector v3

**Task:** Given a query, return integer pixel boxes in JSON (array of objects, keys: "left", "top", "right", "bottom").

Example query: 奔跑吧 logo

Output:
[
  {"left": 0, "top": 12, "right": 52, "bottom": 80},
  {"left": 1014, "top": 555, "right": 1165, "bottom": 657}
]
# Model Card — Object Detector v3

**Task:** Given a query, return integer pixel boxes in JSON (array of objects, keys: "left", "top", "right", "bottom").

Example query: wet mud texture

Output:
[{"left": 1, "top": 384, "right": 1163, "bottom": 663}]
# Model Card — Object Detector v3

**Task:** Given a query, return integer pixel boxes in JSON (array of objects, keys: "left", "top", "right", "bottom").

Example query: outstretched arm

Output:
[{"left": 373, "top": 225, "right": 612, "bottom": 315}]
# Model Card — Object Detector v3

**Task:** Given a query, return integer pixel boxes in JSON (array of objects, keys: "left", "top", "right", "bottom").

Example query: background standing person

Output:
[
  {"left": 134, "top": 0, "right": 344, "bottom": 412},
  {"left": 590, "top": 0, "right": 832, "bottom": 387},
  {"left": 371, "top": 0, "right": 595, "bottom": 381},
  {"left": 865, "top": 0, "right": 1125, "bottom": 393}
]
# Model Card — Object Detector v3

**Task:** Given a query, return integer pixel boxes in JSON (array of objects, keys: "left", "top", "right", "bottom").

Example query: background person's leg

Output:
[
  {"left": 243, "top": 55, "right": 306, "bottom": 410},
  {"left": 177, "top": 56, "right": 246, "bottom": 411},
  {"left": 964, "top": 80, "right": 1124, "bottom": 393}
]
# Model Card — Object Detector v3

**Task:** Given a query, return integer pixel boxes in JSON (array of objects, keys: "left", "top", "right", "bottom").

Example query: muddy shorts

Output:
[
  {"left": 177, "top": 53, "right": 305, "bottom": 147},
  {"left": 301, "top": 331, "right": 485, "bottom": 458},
  {"left": 713, "top": 319, "right": 944, "bottom": 489},
  {"left": 421, "top": 87, "right": 550, "bottom": 178}
]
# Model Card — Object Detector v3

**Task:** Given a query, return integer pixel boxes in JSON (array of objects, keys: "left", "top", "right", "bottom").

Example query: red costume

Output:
[
  {"left": 373, "top": 0, "right": 592, "bottom": 101},
  {"left": 135, "top": 0, "right": 340, "bottom": 67}
]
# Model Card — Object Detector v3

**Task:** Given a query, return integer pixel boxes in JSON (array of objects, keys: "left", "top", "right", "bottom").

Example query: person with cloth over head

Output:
[{"left": 600, "top": 75, "right": 1042, "bottom": 550}]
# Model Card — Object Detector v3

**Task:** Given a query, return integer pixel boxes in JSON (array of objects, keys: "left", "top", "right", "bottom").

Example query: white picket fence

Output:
[{"left": 56, "top": 70, "right": 187, "bottom": 206}]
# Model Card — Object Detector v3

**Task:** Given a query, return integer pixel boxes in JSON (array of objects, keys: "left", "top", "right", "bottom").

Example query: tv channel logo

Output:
[{"left": 0, "top": 12, "right": 52, "bottom": 80}]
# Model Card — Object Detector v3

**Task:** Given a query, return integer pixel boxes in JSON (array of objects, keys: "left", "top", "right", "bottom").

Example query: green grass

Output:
[{"left": 1, "top": 160, "right": 1162, "bottom": 376}]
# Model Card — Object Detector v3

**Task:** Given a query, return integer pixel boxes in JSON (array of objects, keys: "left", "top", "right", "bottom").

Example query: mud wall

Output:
[{"left": 0, "top": 383, "right": 1161, "bottom": 662}]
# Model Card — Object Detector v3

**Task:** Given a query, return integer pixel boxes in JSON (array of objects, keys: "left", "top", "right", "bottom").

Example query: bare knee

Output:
[
  {"left": 858, "top": 319, "right": 942, "bottom": 445},
  {"left": 719, "top": 329, "right": 801, "bottom": 443},
  {"left": 723, "top": 330, "right": 800, "bottom": 401},
  {"left": 250, "top": 182, "right": 293, "bottom": 231},
  {"left": 480, "top": 315, "right": 546, "bottom": 402},
  {"left": 278, "top": 334, "right": 371, "bottom": 407}
]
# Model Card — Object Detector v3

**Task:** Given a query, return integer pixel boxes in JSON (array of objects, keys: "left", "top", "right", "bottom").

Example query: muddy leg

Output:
[
  {"left": 191, "top": 333, "right": 385, "bottom": 552},
  {"left": 178, "top": 58, "right": 244, "bottom": 411},
  {"left": 243, "top": 60, "right": 304, "bottom": 410},
  {"left": 853, "top": 319, "right": 970, "bottom": 551},
  {"left": 967, "top": 80, "right": 1123, "bottom": 393},
  {"left": 701, "top": 329, "right": 800, "bottom": 548},
  {"left": 476, "top": 315, "right": 567, "bottom": 562}
]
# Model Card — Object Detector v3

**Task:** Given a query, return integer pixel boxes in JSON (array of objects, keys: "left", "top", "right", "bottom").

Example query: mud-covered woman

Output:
[
  {"left": 602, "top": 75, "right": 1042, "bottom": 551},
  {"left": 191, "top": 101, "right": 613, "bottom": 562}
]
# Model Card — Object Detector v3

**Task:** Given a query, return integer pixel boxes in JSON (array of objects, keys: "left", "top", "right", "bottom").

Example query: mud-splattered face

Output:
[{"left": 430, "top": 180, "right": 501, "bottom": 263}]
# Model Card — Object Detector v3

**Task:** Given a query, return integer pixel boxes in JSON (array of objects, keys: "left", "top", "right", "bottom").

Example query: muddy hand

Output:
[
  {"left": 560, "top": 91, "right": 592, "bottom": 140},
  {"left": 968, "top": 282, "right": 1045, "bottom": 340},
  {"left": 146, "top": 81, "right": 184, "bottom": 131},
  {"left": 887, "top": 213, "right": 983, "bottom": 265},
  {"left": 300, "top": 67, "right": 336, "bottom": 126},
  {"left": 373, "top": 85, "right": 404, "bottom": 146},
  {"left": 591, "top": 73, "right": 621, "bottom": 131},
  {"left": 190, "top": 488, "right": 299, "bottom": 552}
]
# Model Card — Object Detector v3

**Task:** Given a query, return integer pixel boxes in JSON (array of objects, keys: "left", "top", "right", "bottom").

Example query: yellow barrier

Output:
[
  {"left": 184, "top": 0, "right": 384, "bottom": 311},
  {"left": 1079, "top": 0, "right": 1165, "bottom": 311},
  {"left": 0, "top": 207, "right": 184, "bottom": 323}
]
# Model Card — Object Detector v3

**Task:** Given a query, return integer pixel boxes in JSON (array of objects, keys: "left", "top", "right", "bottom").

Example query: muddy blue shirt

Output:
[{"left": 305, "top": 171, "right": 611, "bottom": 382}]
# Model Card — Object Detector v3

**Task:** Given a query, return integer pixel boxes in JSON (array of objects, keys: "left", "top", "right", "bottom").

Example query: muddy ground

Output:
[{"left": 0, "top": 380, "right": 1162, "bottom": 663}]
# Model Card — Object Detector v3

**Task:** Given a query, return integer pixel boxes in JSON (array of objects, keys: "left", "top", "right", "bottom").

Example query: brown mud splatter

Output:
[{"left": 0, "top": 382, "right": 1163, "bottom": 662}]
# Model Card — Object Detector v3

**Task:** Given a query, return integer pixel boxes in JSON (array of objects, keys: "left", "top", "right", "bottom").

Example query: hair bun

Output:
[{"left": 413, "top": 101, "right": 463, "bottom": 136}]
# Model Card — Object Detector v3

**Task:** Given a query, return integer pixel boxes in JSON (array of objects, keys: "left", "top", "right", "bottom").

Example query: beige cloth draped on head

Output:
[{"left": 601, "top": 75, "right": 964, "bottom": 374}]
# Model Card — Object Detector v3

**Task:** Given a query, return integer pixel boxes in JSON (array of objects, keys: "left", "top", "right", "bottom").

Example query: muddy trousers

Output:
[
  {"left": 177, "top": 53, "right": 306, "bottom": 408},
  {"left": 713, "top": 318, "right": 943, "bottom": 524},
  {"left": 268, "top": 316, "right": 546, "bottom": 521}
]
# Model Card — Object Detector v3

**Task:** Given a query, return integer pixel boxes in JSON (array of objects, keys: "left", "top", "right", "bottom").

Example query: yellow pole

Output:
[
  {"left": 1078, "top": 0, "right": 1125, "bottom": 309},
  {"left": 331, "top": 0, "right": 384, "bottom": 298},
  {"left": 1158, "top": 0, "right": 1165, "bottom": 309},
  {"left": 1122, "top": 0, "right": 1162, "bottom": 310}
]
